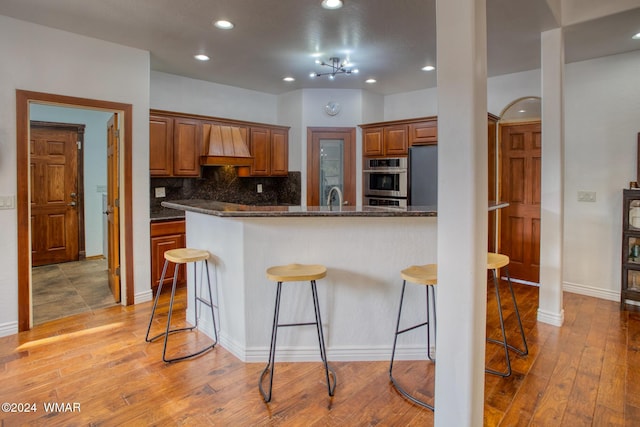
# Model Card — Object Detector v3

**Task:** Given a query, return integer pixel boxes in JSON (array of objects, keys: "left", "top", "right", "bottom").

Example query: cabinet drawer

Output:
[{"left": 151, "top": 220, "right": 185, "bottom": 237}]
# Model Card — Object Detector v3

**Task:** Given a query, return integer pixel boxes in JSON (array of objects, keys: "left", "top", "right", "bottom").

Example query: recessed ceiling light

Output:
[
  {"left": 213, "top": 20, "right": 234, "bottom": 30},
  {"left": 321, "top": 0, "right": 343, "bottom": 10},
  {"left": 283, "top": 76, "right": 295, "bottom": 82},
  {"left": 194, "top": 54, "right": 210, "bottom": 61},
  {"left": 518, "top": 109, "right": 526, "bottom": 113},
  {"left": 365, "top": 78, "right": 376, "bottom": 84},
  {"left": 422, "top": 65, "right": 435, "bottom": 71},
  {"left": 633, "top": 32, "right": 640, "bottom": 40}
]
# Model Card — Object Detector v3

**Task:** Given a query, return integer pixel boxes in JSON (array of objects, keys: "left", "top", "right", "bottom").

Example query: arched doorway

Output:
[{"left": 498, "top": 97, "right": 541, "bottom": 284}]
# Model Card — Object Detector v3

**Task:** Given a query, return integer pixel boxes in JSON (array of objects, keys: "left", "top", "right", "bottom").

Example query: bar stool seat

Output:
[
  {"left": 145, "top": 248, "right": 218, "bottom": 363},
  {"left": 259, "top": 263, "right": 336, "bottom": 402},
  {"left": 390, "top": 263, "right": 437, "bottom": 411},
  {"left": 486, "top": 252, "right": 528, "bottom": 377}
]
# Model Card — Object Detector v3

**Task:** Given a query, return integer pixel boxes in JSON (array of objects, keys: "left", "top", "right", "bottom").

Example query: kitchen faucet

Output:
[{"left": 327, "top": 186, "right": 344, "bottom": 211}]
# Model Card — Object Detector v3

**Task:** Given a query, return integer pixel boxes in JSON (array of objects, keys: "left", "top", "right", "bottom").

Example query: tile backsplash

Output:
[{"left": 150, "top": 166, "right": 301, "bottom": 212}]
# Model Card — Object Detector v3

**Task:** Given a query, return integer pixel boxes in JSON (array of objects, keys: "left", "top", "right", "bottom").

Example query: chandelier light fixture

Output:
[{"left": 310, "top": 57, "right": 359, "bottom": 80}]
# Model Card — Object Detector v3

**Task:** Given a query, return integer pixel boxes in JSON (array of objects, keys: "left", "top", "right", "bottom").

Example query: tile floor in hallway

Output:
[{"left": 31, "top": 258, "right": 117, "bottom": 325}]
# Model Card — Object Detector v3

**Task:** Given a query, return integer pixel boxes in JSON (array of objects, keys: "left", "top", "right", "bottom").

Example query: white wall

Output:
[
  {"left": 563, "top": 50, "right": 640, "bottom": 300},
  {"left": 150, "top": 71, "right": 278, "bottom": 124},
  {"left": 383, "top": 51, "right": 640, "bottom": 302},
  {"left": 29, "top": 104, "right": 112, "bottom": 258},
  {"left": 384, "top": 87, "right": 438, "bottom": 121},
  {"left": 0, "top": 15, "right": 150, "bottom": 335}
]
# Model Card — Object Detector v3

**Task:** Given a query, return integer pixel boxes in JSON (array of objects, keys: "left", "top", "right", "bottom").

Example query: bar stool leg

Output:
[
  {"left": 504, "top": 266, "right": 528, "bottom": 356},
  {"left": 310, "top": 280, "right": 336, "bottom": 397},
  {"left": 145, "top": 258, "right": 170, "bottom": 342},
  {"left": 426, "top": 285, "right": 436, "bottom": 362},
  {"left": 146, "top": 258, "right": 217, "bottom": 363},
  {"left": 389, "top": 280, "right": 434, "bottom": 411},
  {"left": 486, "top": 268, "right": 512, "bottom": 377},
  {"left": 259, "top": 281, "right": 283, "bottom": 402}
]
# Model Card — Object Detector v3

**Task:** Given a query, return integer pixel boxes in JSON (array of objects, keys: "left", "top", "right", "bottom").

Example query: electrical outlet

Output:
[
  {"left": 155, "top": 187, "right": 166, "bottom": 198},
  {"left": 257, "top": 184, "right": 263, "bottom": 193},
  {"left": 577, "top": 191, "right": 596, "bottom": 202}
]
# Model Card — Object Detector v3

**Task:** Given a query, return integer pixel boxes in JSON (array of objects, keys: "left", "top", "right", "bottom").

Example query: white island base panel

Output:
[{"left": 184, "top": 211, "right": 437, "bottom": 363}]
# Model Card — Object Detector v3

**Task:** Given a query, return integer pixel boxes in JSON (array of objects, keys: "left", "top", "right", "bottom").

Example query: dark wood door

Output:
[
  {"left": 30, "top": 126, "right": 79, "bottom": 266},
  {"left": 107, "top": 114, "right": 121, "bottom": 302},
  {"left": 306, "top": 127, "right": 356, "bottom": 207},
  {"left": 500, "top": 121, "right": 542, "bottom": 283}
]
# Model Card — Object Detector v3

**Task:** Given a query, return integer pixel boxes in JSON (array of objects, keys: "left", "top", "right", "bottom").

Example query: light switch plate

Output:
[
  {"left": 577, "top": 191, "right": 596, "bottom": 202},
  {"left": 155, "top": 187, "right": 166, "bottom": 198},
  {"left": 0, "top": 195, "right": 15, "bottom": 209}
]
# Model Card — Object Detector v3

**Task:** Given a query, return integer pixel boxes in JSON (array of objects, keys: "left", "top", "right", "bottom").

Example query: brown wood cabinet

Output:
[
  {"left": 361, "top": 117, "right": 438, "bottom": 157},
  {"left": 149, "top": 115, "right": 173, "bottom": 176},
  {"left": 150, "top": 219, "right": 186, "bottom": 293},
  {"left": 362, "top": 125, "right": 408, "bottom": 157},
  {"left": 150, "top": 109, "right": 289, "bottom": 178},
  {"left": 149, "top": 114, "right": 201, "bottom": 177},
  {"left": 244, "top": 126, "right": 289, "bottom": 177},
  {"left": 409, "top": 120, "right": 438, "bottom": 145}
]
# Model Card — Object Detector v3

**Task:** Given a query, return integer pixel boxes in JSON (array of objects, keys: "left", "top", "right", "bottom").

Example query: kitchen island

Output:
[{"left": 162, "top": 199, "right": 437, "bottom": 362}]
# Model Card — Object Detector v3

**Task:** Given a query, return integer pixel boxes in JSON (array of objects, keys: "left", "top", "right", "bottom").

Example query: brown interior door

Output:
[
  {"left": 306, "top": 127, "right": 356, "bottom": 206},
  {"left": 30, "top": 126, "right": 79, "bottom": 266},
  {"left": 107, "top": 114, "right": 121, "bottom": 302},
  {"left": 500, "top": 121, "right": 542, "bottom": 283}
]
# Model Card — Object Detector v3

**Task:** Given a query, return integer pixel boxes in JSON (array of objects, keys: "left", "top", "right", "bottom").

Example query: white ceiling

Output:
[{"left": 1, "top": 0, "right": 639, "bottom": 95}]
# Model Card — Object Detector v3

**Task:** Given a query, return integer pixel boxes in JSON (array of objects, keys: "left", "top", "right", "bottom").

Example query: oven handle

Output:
[{"left": 363, "top": 169, "right": 407, "bottom": 173}]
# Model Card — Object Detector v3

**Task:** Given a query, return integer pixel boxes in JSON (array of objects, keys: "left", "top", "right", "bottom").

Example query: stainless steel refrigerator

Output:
[{"left": 408, "top": 145, "right": 437, "bottom": 206}]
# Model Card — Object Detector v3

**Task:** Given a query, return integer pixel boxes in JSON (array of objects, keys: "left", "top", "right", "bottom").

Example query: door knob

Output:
[{"left": 67, "top": 201, "right": 77, "bottom": 207}]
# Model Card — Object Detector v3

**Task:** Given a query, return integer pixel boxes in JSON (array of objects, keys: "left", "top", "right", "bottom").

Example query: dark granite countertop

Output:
[
  {"left": 161, "top": 199, "right": 437, "bottom": 218},
  {"left": 150, "top": 207, "right": 186, "bottom": 222}
]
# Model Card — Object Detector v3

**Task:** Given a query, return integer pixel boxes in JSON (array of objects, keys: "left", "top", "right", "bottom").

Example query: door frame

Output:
[
  {"left": 30, "top": 121, "right": 86, "bottom": 261},
  {"left": 306, "top": 127, "right": 356, "bottom": 206},
  {"left": 16, "top": 90, "right": 134, "bottom": 331}
]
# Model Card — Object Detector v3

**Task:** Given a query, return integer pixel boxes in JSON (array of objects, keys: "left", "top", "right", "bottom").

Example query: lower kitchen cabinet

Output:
[{"left": 150, "top": 219, "right": 186, "bottom": 293}]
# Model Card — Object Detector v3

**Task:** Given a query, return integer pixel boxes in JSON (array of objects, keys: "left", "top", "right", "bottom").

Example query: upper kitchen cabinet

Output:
[
  {"left": 362, "top": 125, "right": 408, "bottom": 157},
  {"left": 149, "top": 115, "right": 173, "bottom": 176},
  {"left": 361, "top": 117, "right": 438, "bottom": 157},
  {"left": 242, "top": 125, "right": 289, "bottom": 177},
  {"left": 408, "top": 119, "right": 438, "bottom": 145},
  {"left": 149, "top": 113, "right": 202, "bottom": 177}
]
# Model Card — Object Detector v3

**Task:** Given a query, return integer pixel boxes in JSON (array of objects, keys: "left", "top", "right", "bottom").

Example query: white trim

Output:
[
  {"left": 0, "top": 321, "right": 18, "bottom": 337},
  {"left": 562, "top": 281, "right": 619, "bottom": 302},
  {"left": 537, "top": 307, "right": 564, "bottom": 326},
  {"left": 135, "top": 289, "right": 153, "bottom": 304}
]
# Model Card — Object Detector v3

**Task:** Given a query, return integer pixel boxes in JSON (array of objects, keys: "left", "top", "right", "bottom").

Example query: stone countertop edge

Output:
[{"left": 161, "top": 199, "right": 437, "bottom": 218}]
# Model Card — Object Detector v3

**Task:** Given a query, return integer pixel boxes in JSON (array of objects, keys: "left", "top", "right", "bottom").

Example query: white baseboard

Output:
[
  {"left": 537, "top": 308, "right": 564, "bottom": 326},
  {"left": 562, "top": 281, "right": 619, "bottom": 302},
  {"left": 244, "top": 344, "right": 434, "bottom": 363},
  {"left": 0, "top": 321, "right": 18, "bottom": 337},
  {"left": 135, "top": 289, "right": 153, "bottom": 304}
]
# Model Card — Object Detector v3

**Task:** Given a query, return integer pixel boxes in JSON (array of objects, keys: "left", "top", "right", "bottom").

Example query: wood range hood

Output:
[{"left": 200, "top": 123, "right": 253, "bottom": 166}]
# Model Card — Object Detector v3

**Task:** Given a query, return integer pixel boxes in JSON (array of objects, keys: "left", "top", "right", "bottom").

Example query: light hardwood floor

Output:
[{"left": 0, "top": 282, "right": 638, "bottom": 426}]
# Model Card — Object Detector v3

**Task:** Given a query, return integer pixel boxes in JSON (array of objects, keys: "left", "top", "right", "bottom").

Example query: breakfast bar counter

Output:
[{"left": 162, "top": 200, "right": 438, "bottom": 363}]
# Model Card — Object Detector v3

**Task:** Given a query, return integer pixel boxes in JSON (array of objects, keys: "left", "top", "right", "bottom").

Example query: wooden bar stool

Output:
[
  {"left": 258, "top": 263, "right": 336, "bottom": 403},
  {"left": 389, "top": 264, "right": 437, "bottom": 411},
  {"left": 486, "top": 252, "right": 528, "bottom": 377},
  {"left": 145, "top": 248, "right": 218, "bottom": 363}
]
